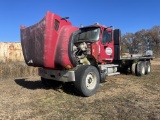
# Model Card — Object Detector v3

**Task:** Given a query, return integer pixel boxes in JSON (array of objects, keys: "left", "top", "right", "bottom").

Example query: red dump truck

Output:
[{"left": 21, "top": 11, "right": 154, "bottom": 96}]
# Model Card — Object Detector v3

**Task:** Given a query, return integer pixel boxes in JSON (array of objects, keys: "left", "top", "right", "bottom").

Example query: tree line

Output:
[{"left": 121, "top": 26, "right": 160, "bottom": 57}]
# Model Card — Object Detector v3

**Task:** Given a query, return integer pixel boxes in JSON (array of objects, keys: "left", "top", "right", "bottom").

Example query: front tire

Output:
[{"left": 74, "top": 65, "right": 100, "bottom": 97}]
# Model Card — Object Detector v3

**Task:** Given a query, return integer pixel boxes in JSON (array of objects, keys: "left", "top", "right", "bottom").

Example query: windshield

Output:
[{"left": 75, "top": 27, "right": 100, "bottom": 42}]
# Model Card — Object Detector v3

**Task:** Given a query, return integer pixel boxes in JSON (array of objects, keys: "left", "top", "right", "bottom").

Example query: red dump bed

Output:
[{"left": 21, "top": 11, "right": 78, "bottom": 69}]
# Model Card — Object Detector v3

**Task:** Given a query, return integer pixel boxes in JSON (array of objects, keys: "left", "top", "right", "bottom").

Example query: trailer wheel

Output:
[
  {"left": 131, "top": 63, "right": 137, "bottom": 75},
  {"left": 145, "top": 61, "right": 151, "bottom": 74},
  {"left": 136, "top": 61, "right": 145, "bottom": 76},
  {"left": 74, "top": 65, "right": 100, "bottom": 97}
]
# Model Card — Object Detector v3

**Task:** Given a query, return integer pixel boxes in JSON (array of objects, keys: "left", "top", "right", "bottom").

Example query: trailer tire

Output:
[
  {"left": 145, "top": 61, "right": 151, "bottom": 74},
  {"left": 74, "top": 65, "right": 100, "bottom": 97},
  {"left": 131, "top": 63, "right": 137, "bottom": 75},
  {"left": 136, "top": 61, "right": 145, "bottom": 76}
]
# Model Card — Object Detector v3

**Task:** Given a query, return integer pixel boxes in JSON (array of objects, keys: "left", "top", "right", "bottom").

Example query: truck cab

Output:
[{"left": 71, "top": 24, "right": 119, "bottom": 66}]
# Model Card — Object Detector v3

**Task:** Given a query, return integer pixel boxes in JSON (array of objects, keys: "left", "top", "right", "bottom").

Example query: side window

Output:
[
  {"left": 54, "top": 19, "right": 60, "bottom": 31},
  {"left": 102, "top": 29, "right": 112, "bottom": 44}
]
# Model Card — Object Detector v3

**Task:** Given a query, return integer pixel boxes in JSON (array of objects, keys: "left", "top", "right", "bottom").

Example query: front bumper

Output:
[{"left": 38, "top": 68, "right": 75, "bottom": 82}]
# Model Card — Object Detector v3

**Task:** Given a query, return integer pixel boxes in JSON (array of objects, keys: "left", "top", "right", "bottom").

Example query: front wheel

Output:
[{"left": 74, "top": 65, "right": 100, "bottom": 97}]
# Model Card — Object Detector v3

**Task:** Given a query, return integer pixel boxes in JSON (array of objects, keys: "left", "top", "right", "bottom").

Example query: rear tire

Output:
[
  {"left": 131, "top": 63, "right": 136, "bottom": 75},
  {"left": 136, "top": 61, "right": 145, "bottom": 76},
  {"left": 74, "top": 65, "right": 100, "bottom": 97},
  {"left": 145, "top": 61, "right": 151, "bottom": 74}
]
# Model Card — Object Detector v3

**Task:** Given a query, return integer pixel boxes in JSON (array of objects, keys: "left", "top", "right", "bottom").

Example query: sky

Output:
[{"left": 0, "top": 0, "right": 160, "bottom": 42}]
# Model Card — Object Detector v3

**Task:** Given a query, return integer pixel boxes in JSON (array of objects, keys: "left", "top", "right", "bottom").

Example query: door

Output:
[{"left": 99, "top": 28, "right": 114, "bottom": 62}]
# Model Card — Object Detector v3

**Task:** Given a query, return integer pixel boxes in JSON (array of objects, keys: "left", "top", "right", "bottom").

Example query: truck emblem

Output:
[{"left": 105, "top": 47, "right": 112, "bottom": 55}]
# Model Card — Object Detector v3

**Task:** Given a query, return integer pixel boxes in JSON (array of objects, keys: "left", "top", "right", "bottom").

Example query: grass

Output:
[
  {"left": 0, "top": 62, "right": 38, "bottom": 80},
  {"left": 0, "top": 59, "right": 159, "bottom": 119}
]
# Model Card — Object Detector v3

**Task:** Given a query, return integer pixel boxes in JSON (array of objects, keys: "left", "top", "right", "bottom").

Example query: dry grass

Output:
[
  {"left": 0, "top": 62, "right": 38, "bottom": 80},
  {"left": 0, "top": 59, "right": 159, "bottom": 119}
]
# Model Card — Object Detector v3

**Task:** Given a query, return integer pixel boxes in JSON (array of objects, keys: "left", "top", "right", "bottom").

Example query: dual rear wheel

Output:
[{"left": 132, "top": 61, "right": 151, "bottom": 76}]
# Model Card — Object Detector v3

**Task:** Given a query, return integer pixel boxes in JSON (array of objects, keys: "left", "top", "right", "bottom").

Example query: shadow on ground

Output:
[{"left": 15, "top": 78, "right": 77, "bottom": 96}]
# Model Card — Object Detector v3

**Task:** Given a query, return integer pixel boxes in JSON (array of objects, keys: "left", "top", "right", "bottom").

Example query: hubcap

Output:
[{"left": 85, "top": 72, "right": 97, "bottom": 90}]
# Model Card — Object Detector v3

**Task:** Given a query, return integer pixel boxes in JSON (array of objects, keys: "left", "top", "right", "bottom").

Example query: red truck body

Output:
[{"left": 21, "top": 11, "right": 117, "bottom": 69}]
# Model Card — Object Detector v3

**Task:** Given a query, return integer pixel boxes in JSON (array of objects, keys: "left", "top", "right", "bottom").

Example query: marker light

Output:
[{"left": 65, "top": 65, "right": 72, "bottom": 70}]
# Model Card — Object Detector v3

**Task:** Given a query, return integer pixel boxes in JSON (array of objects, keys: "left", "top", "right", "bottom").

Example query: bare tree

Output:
[{"left": 121, "top": 26, "right": 160, "bottom": 57}]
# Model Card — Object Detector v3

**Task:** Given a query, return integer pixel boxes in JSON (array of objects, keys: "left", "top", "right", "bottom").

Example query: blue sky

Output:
[{"left": 0, "top": 0, "right": 160, "bottom": 42}]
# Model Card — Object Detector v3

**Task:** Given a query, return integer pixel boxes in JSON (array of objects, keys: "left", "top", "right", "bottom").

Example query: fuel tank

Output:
[{"left": 21, "top": 11, "right": 78, "bottom": 69}]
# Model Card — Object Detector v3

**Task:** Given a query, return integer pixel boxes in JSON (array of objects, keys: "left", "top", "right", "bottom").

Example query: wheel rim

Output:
[{"left": 85, "top": 72, "right": 97, "bottom": 90}]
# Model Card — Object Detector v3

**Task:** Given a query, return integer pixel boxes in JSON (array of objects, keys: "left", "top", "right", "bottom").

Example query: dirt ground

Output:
[{"left": 0, "top": 59, "right": 159, "bottom": 120}]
